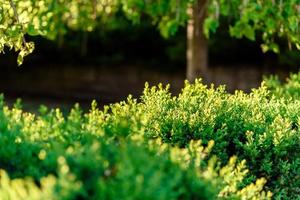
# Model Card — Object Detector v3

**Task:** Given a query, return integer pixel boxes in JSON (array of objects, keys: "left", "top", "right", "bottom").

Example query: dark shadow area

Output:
[{"left": 1, "top": 14, "right": 300, "bottom": 110}]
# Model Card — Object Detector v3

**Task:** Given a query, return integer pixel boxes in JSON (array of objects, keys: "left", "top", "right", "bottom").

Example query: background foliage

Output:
[{"left": 2, "top": 0, "right": 300, "bottom": 65}]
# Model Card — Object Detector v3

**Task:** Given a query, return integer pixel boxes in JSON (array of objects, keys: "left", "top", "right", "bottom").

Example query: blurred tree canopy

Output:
[{"left": 1, "top": 0, "right": 300, "bottom": 70}]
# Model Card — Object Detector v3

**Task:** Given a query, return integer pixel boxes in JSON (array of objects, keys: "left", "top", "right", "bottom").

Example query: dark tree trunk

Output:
[{"left": 187, "top": 0, "right": 208, "bottom": 82}]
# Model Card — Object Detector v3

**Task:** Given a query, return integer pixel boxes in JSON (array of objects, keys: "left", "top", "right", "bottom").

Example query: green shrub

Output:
[
  {"left": 3, "top": 73, "right": 300, "bottom": 199},
  {"left": 265, "top": 72, "right": 300, "bottom": 100},
  {"left": 134, "top": 81, "right": 299, "bottom": 199},
  {"left": 0, "top": 95, "right": 270, "bottom": 200}
]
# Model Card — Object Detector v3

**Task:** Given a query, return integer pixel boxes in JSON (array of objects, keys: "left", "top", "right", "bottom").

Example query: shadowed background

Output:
[{"left": 1, "top": 15, "right": 299, "bottom": 111}]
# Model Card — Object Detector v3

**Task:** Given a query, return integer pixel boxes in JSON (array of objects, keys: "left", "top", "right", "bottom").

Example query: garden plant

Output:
[{"left": 0, "top": 75, "right": 299, "bottom": 199}]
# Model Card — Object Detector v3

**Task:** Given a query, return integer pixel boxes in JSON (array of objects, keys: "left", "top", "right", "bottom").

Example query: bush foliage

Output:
[
  {"left": 2, "top": 74, "right": 300, "bottom": 199},
  {"left": 265, "top": 72, "right": 300, "bottom": 100}
]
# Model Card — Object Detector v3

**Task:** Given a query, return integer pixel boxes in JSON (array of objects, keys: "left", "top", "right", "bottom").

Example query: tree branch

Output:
[{"left": 8, "top": 0, "right": 27, "bottom": 45}]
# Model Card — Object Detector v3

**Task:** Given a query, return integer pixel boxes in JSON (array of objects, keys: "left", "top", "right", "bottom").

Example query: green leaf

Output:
[
  {"left": 204, "top": 17, "right": 219, "bottom": 38},
  {"left": 27, "top": 24, "right": 39, "bottom": 36},
  {"left": 243, "top": 24, "right": 255, "bottom": 41}
]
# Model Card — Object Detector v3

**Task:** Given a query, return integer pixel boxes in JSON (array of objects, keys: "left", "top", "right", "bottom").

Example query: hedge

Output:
[{"left": 1, "top": 73, "right": 300, "bottom": 199}]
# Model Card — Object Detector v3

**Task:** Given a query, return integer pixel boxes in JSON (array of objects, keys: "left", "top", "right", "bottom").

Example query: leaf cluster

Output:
[
  {"left": 205, "top": 0, "right": 300, "bottom": 53},
  {"left": 265, "top": 71, "right": 300, "bottom": 100}
]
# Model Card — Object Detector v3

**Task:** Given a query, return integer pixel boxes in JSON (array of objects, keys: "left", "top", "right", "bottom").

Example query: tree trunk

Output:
[{"left": 187, "top": 0, "right": 208, "bottom": 82}]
